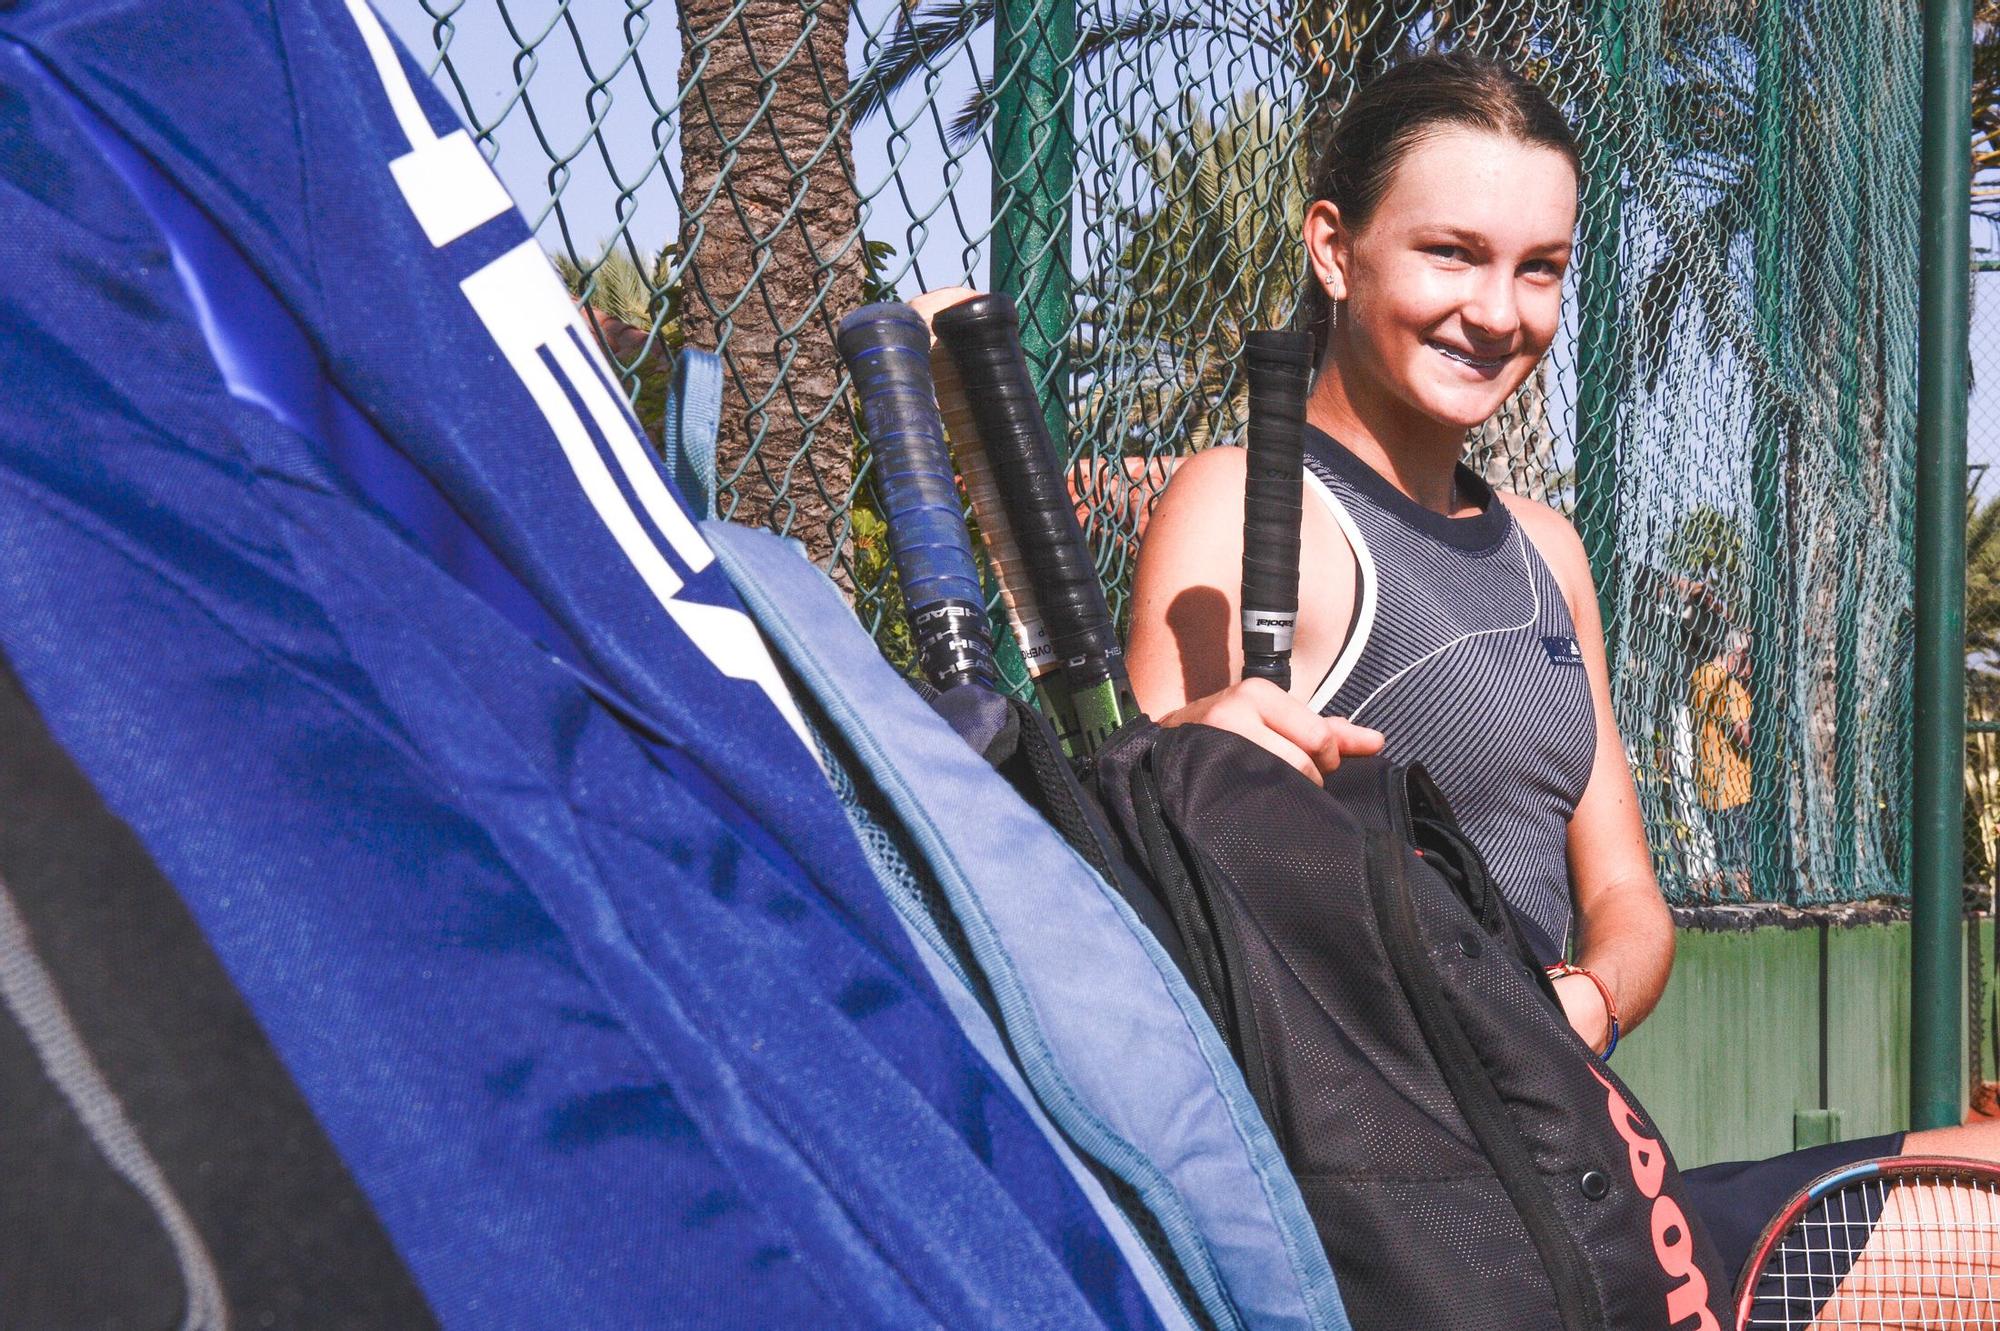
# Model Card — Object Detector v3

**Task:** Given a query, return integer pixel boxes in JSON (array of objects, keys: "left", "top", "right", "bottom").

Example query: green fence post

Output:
[
  {"left": 989, "top": 0, "right": 1075, "bottom": 449},
  {"left": 1749, "top": 0, "right": 1793, "bottom": 902},
  {"left": 1574, "top": 0, "right": 1626, "bottom": 639},
  {"left": 1913, "top": 0, "right": 1972, "bottom": 1132}
]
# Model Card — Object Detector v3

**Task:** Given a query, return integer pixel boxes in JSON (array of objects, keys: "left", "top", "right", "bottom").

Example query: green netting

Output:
[{"left": 388, "top": 0, "right": 1921, "bottom": 906}]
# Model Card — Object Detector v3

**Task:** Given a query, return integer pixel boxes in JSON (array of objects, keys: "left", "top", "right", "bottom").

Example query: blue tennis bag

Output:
[{"left": 0, "top": 3, "right": 1343, "bottom": 1327}]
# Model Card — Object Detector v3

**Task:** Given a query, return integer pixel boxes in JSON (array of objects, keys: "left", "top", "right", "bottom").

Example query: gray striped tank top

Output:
[{"left": 1303, "top": 428, "right": 1595, "bottom": 959}]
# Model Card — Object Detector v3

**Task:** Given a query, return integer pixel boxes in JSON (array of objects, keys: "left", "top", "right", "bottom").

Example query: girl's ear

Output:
[{"left": 1302, "top": 199, "right": 1351, "bottom": 303}]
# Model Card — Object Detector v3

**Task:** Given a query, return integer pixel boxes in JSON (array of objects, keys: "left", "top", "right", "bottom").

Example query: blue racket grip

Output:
[{"left": 836, "top": 302, "right": 996, "bottom": 690}]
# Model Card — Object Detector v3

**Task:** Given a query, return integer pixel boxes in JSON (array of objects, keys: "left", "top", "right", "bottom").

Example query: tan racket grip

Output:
[{"left": 930, "top": 339, "right": 1059, "bottom": 676}]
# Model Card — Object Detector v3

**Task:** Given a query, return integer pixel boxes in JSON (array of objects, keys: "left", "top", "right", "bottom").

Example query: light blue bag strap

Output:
[
  {"left": 705, "top": 521, "right": 1351, "bottom": 1331},
  {"left": 659, "top": 348, "right": 723, "bottom": 519},
  {"left": 801, "top": 713, "right": 1197, "bottom": 1331}
]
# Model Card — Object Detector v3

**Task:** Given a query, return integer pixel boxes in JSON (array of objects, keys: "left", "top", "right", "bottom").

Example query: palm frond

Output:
[
  {"left": 944, "top": 77, "right": 992, "bottom": 149},
  {"left": 588, "top": 247, "right": 656, "bottom": 329},
  {"left": 1968, "top": 492, "right": 2000, "bottom": 658},
  {"left": 850, "top": 0, "right": 993, "bottom": 125},
  {"left": 1085, "top": 90, "right": 1315, "bottom": 456},
  {"left": 1076, "top": 3, "right": 1247, "bottom": 61},
  {"left": 1630, "top": 170, "right": 1756, "bottom": 392},
  {"left": 855, "top": 0, "right": 1263, "bottom": 140}
]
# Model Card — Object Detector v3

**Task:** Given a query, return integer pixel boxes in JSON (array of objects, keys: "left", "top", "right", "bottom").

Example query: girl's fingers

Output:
[
  {"left": 1248, "top": 684, "right": 1383, "bottom": 773},
  {"left": 1159, "top": 679, "right": 1384, "bottom": 784},
  {"left": 1293, "top": 721, "right": 1379, "bottom": 776},
  {"left": 1324, "top": 717, "right": 1386, "bottom": 757}
]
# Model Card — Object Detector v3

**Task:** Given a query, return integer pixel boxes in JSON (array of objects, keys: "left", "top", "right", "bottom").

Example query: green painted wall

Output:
[{"left": 1614, "top": 918, "right": 1993, "bottom": 1168}]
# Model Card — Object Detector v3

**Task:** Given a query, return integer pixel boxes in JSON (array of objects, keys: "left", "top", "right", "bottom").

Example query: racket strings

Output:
[{"left": 1745, "top": 1172, "right": 2000, "bottom": 1329}]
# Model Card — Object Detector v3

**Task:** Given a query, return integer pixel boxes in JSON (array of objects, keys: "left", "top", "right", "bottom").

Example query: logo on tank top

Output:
[{"left": 1541, "top": 636, "right": 1585, "bottom": 667}]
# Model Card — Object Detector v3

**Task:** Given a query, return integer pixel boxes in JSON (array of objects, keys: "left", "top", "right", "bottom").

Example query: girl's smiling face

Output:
[{"left": 1309, "top": 127, "right": 1578, "bottom": 434}]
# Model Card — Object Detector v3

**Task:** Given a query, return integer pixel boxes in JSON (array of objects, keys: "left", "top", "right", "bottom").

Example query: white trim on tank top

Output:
[
  {"left": 1304, "top": 468, "right": 1378, "bottom": 713},
  {"left": 1304, "top": 472, "right": 1542, "bottom": 724}
]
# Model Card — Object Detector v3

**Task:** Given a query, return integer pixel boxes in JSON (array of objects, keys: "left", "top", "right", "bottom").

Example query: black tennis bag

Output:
[{"left": 1086, "top": 719, "right": 1731, "bottom": 1331}]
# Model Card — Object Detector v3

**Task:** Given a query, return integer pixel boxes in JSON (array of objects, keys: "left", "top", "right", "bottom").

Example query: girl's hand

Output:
[
  {"left": 1552, "top": 972, "right": 1612, "bottom": 1054},
  {"left": 1158, "top": 678, "right": 1383, "bottom": 785}
]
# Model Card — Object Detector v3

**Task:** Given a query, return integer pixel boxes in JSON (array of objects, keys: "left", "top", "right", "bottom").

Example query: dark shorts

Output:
[{"left": 1682, "top": 1130, "right": 1905, "bottom": 1320}]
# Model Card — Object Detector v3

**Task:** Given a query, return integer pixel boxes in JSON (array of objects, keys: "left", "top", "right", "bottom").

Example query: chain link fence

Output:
[
  {"left": 386, "top": 0, "right": 1920, "bottom": 906},
  {"left": 1968, "top": 208, "right": 2000, "bottom": 894}
]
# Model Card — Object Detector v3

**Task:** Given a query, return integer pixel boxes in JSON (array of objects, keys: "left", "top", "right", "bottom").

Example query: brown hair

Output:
[{"left": 1304, "top": 51, "right": 1581, "bottom": 361}]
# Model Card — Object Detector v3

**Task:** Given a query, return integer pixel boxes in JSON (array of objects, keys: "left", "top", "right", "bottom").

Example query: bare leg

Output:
[
  {"left": 1903, "top": 1117, "right": 2000, "bottom": 1164},
  {"left": 1802, "top": 1127, "right": 2000, "bottom": 1329}
]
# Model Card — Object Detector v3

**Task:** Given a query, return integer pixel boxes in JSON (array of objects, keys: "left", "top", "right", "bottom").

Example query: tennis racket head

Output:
[
  {"left": 1734, "top": 1154, "right": 2000, "bottom": 1330},
  {"left": 931, "top": 292, "right": 1136, "bottom": 751},
  {"left": 836, "top": 301, "right": 996, "bottom": 691},
  {"left": 1239, "top": 330, "right": 1314, "bottom": 692}
]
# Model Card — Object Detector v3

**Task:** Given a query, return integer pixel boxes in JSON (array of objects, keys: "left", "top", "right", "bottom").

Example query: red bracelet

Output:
[{"left": 1545, "top": 961, "right": 1620, "bottom": 1059}]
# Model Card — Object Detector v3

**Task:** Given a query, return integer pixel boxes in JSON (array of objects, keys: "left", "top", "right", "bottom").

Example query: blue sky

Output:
[
  {"left": 379, "top": 0, "right": 2000, "bottom": 495},
  {"left": 379, "top": 0, "right": 987, "bottom": 291}
]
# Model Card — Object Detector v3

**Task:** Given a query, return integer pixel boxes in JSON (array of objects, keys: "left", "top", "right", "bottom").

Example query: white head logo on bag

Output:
[{"left": 343, "top": 0, "right": 811, "bottom": 752}]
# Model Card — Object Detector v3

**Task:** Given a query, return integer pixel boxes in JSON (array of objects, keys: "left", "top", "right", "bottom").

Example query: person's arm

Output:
[
  {"left": 1127, "top": 447, "right": 1250, "bottom": 710},
  {"left": 1504, "top": 497, "right": 1675, "bottom": 1052},
  {"left": 1127, "top": 447, "right": 1381, "bottom": 782}
]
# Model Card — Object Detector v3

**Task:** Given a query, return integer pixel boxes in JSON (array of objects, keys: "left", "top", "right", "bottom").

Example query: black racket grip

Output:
[
  {"left": 931, "top": 294, "right": 1122, "bottom": 687},
  {"left": 837, "top": 302, "right": 996, "bottom": 690},
  {"left": 1240, "top": 331, "right": 1313, "bottom": 690}
]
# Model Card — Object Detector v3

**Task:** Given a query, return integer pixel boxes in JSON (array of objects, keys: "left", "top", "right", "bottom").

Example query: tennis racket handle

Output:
[
  {"left": 836, "top": 302, "right": 996, "bottom": 690},
  {"left": 931, "top": 338, "right": 1060, "bottom": 676},
  {"left": 931, "top": 293, "right": 1122, "bottom": 683},
  {"left": 1240, "top": 330, "right": 1313, "bottom": 689}
]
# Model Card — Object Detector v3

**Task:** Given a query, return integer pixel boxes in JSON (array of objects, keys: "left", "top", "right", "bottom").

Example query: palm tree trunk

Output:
[{"left": 678, "top": 0, "right": 863, "bottom": 570}]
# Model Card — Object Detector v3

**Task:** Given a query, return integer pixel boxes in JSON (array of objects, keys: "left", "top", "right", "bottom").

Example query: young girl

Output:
[
  {"left": 1127, "top": 51, "right": 1658, "bottom": 1047},
  {"left": 1122, "top": 48, "right": 2000, "bottom": 1313}
]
